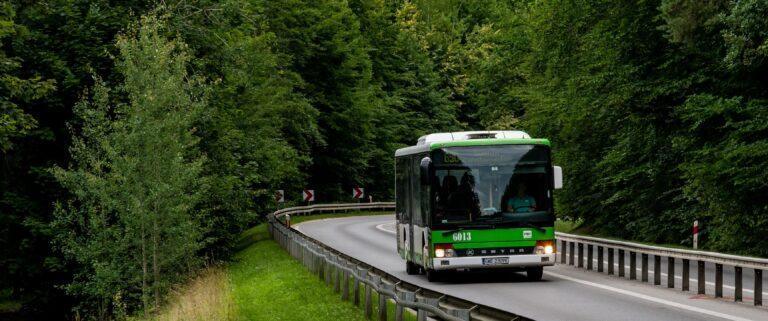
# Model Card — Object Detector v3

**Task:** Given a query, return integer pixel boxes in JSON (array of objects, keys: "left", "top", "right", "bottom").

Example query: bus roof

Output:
[{"left": 394, "top": 131, "right": 550, "bottom": 157}]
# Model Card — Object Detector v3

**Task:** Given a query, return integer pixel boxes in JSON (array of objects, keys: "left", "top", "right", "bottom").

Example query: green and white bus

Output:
[{"left": 395, "top": 131, "right": 562, "bottom": 281}]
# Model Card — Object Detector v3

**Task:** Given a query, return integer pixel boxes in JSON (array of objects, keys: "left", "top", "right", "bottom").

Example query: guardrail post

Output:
[
  {"left": 342, "top": 266, "right": 350, "bottom": 301},
  {"left": 365, "top": 280, "right": 373, "bottom": 318},
  {"left": 682, "top": 259, "right": 690, "bottom": 291},
  {"left": 641, "top": 253, "right": 648, "bottom": 282},
  {"left": 578, "top": 243, "right": 584, "bottom": 268},
  {"left": 597, "top": 246, "right": 604, "bottom": 272},
  {"left": 618, "top": 249, "right": 625, "bottom": 277},
  {"left": 667, "top": 257, "right": 675, "bottom": 288},
  {"left": 378, "top": 283, "right": 393, "bottom": 321},
  {"left": 334, "top": 262, "right": 341, "bottom": 294},
  {"left": 569, "top": 242, "right": 575, "bottom": 265},
  {"left": 630, "top": 252, "right": 637, "bottom": 280},
  {"left": 356, "top": 267, "right": 367, "bottom": 307},
  {"left": 734, "top": 266, "right": 742, "bottom": 302},
  {"left": 396, "top": 290, "right": 414, "bottom": 321},
  {"left": 608, "top": 248, "right": 614, "bottom": 275},
  {"left": 654, "top": 255, "right": 661, "bottom": 285},
  {"left": 755, "top": 269, "right": 762, "bottom": 306},
  {"left": 561, "top": 240, "right": 567, "bottom": 264},
  {"left": 416, "top": 297, "right": 440, "bottom": 321},
  {"left": 715, "top": 264, "right": 723, "bottom": 298},
  {"left": 698, "top": 261, "right": 706, "bottom": 295},
  {"left": 587, "top": 244, "right": 593, "bottom": 270},
  {"left": 318, "top": 255, "right": 325, "bottom": 280}
]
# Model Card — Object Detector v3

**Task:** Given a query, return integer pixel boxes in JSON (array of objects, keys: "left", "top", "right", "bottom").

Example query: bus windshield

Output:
[{"left": 431, "top": 145, "right": 553, "bottom": 228}]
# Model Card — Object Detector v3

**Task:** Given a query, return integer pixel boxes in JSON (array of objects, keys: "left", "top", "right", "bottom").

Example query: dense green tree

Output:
[{"left": 52, "top": 15, "right": 205, "bottom": 318}]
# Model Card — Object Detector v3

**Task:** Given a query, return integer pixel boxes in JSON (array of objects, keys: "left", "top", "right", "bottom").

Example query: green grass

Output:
[
  {"left": 229, "top": 209, "right": 419, "bottom": 321},
  {"left": 229, "top": 224, "right": 368, "bottom": 321},
  {"left": 554, "top": 219, "right": 581, "bottom": 233}
]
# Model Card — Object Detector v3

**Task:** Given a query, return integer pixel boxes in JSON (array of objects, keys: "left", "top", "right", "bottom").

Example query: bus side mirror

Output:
[
  {"left": 420, "top": 157, "right": 432, "bottom": 185},
  {"left": 553, "top": 166, "right": 563, "bottom": 189}
]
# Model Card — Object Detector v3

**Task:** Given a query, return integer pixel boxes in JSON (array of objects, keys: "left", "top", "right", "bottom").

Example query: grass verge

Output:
[
  {"left": 146, "top": 210, "right": 390, "bottom": 321},
  {"left": 229, "top": 224, "right": 368, "bottom": 321}
]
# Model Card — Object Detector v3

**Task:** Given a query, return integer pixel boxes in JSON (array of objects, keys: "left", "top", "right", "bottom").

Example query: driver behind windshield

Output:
[{"left": 506, "top": 182, "right": 537, "bottom": 213}]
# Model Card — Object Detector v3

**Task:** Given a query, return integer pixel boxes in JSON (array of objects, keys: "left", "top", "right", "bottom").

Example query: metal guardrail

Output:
[
  {"left": 556, "top": 232, "right": 766, "bottom": 305},
  {"left": 269, "top": 202, "right": 530, "bottom": 321}
]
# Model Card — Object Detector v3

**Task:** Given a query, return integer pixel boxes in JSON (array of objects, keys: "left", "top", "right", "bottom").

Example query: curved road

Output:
[{"left": 295, "top": 215, "right": 768, "bottom": 321}]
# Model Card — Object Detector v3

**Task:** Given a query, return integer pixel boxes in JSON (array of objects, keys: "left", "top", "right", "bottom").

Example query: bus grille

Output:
[{"left": 454, "top": 247, "right": 534, "bottom": 257}]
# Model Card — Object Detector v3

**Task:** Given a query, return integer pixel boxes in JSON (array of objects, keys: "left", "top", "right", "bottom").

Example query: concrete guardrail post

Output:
[
  {"left": 667, "top": 257, "right": 675, "bottom": 288},
  {"left": 587, "top": 244, "right": 593, "bottom": 270},
  {"left": 597, "top": 246, "right": 604, "bottom": 272},
  {"left": 569, "top": 242, "right": 575, "bottom": 265},
  {"left": 630, "top": 252, "right": 637, "bottom": 280},
  {"left": 715, "top": 264, "right": 723, "bottom": 298},
  {"left": 654, "top": 255, "right": 661, "bottom": 285},
  {"left": 618, "top": 249, "right": 625, "bottom": 277},
  {"left": 641, "top": 253, "right": 648, "bottom": 283},
  {"left": 698, "top": 261, "right": 706, "bottom": 295},
  {"left": 578, "top": 243, "right": 584, "bottom": 268},
  {"left": 734, "top": 266, "right": 742, "bottom": 302},
  {"left": 561, "top": 240, "right": 567, "bottom": 264},
  {"left": 608, "top": 248, "right": 614, "bottom": 275},
  {"left": 682, "top": 259, "right": 690, "bottom": 291},
  {"left": 755, "top": 269, "right": 762, "bottom": 306}
]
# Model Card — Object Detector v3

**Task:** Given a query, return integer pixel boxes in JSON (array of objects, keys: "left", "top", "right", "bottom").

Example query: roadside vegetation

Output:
[
  {"left": 145, "top": 213, "right": 395, "bottom": 321},
  {"left": 2, "top": 0, "right": 767, "bottom": 320}
]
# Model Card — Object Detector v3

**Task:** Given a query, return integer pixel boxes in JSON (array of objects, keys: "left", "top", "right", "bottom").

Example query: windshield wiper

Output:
[
  {"left": 441, "top": 224, "right": 496, "bottom": 236},
  {"left": 521, "top": 222, "right": 546, "bottom": 233}
]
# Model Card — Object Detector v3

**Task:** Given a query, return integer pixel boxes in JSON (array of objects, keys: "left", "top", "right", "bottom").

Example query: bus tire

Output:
[
  {"left": 526, "top": 267, "right": 544, "bottom": 281},
  {"left": 426, "top": 269, "right": 442, "bottom": 282},
  {"left": 406, "top": 261, "right": 419, "bottom": 275}
]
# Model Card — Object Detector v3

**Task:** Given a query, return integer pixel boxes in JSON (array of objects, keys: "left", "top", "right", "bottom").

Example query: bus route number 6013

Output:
[{"left": 452, "top": 231, "right": 472, "bottom": 242}]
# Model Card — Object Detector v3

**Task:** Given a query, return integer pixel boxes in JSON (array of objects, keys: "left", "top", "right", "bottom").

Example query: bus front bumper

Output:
[{"left": 431, "top": 253, "right": 556, "bottom": 270}]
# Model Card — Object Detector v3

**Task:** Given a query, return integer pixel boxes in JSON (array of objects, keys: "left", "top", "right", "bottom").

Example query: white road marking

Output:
[
  {"left": 546, "top": 271, "right": 756, "bottom": 321},
  {"left": 376, "top": 222, "right": 396, "bottom": 234}
]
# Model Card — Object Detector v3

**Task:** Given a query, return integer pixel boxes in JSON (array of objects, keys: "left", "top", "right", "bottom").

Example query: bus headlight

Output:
[
  {"left": 536, "top": 240, "right": 555, "bottom": 255},
  {"left": 435, "top": 244, "right": 454, "bottom": 258}
]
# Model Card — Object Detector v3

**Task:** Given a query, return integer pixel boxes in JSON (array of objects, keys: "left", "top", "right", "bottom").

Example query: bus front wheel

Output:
[
  {"left": 526, "top": 267, "right": 543, "bottom": 281},
  {"left": 406, "top": 261, "right": 419, "bottom": 275}
]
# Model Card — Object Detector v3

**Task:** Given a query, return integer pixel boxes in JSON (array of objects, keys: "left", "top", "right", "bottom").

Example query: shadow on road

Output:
[{"left": 428, "top": 269, "right": 553, "bottom": 285}]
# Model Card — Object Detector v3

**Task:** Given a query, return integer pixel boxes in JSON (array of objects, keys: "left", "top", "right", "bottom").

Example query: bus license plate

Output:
[{"left": 482, "top": 257, "right": 509, "bottom": 265}]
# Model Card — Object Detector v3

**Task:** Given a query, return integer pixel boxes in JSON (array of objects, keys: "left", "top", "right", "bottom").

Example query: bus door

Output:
[{"left": 396, "top": 157, "right": 413, "bottom": 261}]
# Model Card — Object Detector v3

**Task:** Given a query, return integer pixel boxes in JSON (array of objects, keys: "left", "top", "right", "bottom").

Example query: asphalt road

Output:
[{"left": 295, "top": 215, "right": 768, "bottom": 321}]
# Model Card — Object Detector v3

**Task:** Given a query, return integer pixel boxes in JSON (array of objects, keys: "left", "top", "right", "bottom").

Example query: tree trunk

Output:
[
  {"left": 141, "top": 224, "right": 149, "bottom": 318},
  {"left": 152, "top": 217, "right": 160, "bottom": 309}
]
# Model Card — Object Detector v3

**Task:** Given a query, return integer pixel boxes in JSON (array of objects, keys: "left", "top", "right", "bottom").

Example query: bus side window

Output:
[
  {"left": 410, "top": 155, "right": 422, "bottom": 226},
  {"left": 396, "top": 157, "right": 409, "bottom": 222}
]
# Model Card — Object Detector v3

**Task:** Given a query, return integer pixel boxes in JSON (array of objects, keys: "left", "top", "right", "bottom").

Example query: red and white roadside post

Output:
[
  {"left": 693, "top": 220, "right": 700, "bottom": 250},
  {"left": 352, "top": 186, "right": 364, "bottom": 203},
  {"left": 302, "top": 189, "right": 315, "bottom": 206}
]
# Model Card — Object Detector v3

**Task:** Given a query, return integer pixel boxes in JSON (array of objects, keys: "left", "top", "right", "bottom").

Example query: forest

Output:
[{"left": 1, "top": 0, "right": 767, "bottom": 319}]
